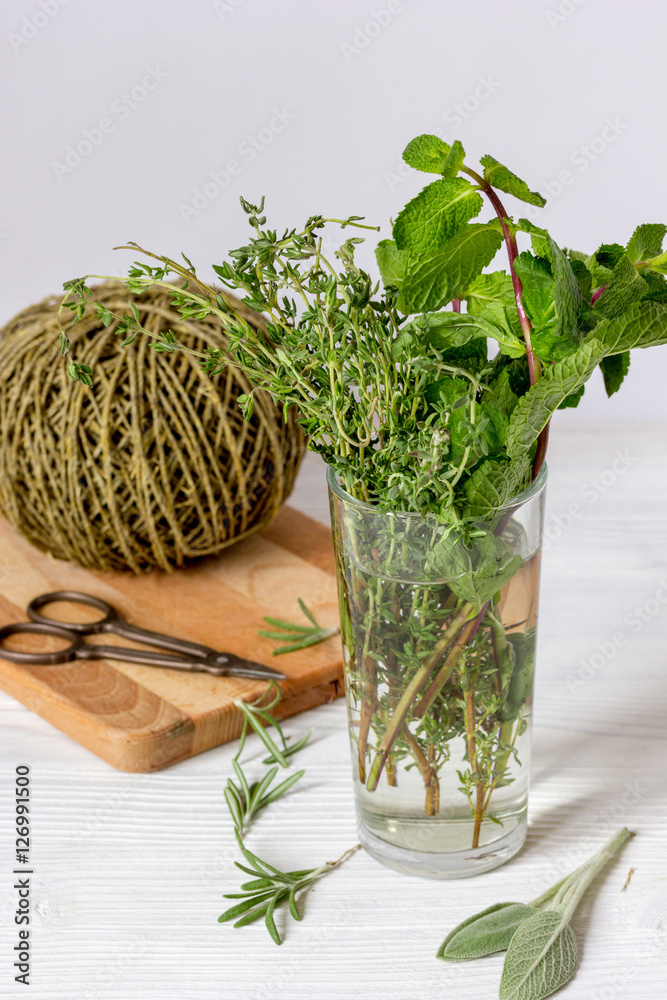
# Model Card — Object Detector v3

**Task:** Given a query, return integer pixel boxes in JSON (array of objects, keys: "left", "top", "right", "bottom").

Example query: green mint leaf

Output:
[
  {"left": 593, "top": 254, "right": 646, "bottom": 319},
  {"left": 639, "top": 270, "right": 667, "bottom": 304},
  {"left": 480, "top": 154, "right": 546, "bottom": 208},
  {"left": 499, "top": 909, "right": 578, "bottom": 1000},
  {"left": 595, "top": 301, "right": 667, "bottom": 354},
  {"left": 639, "top": 248, "right": 667, "bottom": 275},
  {"left": 445, "top": 532, "right": 524, "bottom": 613},
  {"left": 485, "top": 366, "right": 522, "bottom": 415},
  {"left": 437, "top": 902, "right": 537, "bottom": 961},
  {"left": 461, "top": 456, "right": 532, "bottom": 519},
  {"left": 500, "top": 633, "right": 536, "bottom": 722},
  {"left": 399, "top": 311, "right": 524, "bottom": 360},
  {"left": 506, "top": 340, "right": 604, "bottom": 459},
  {"left": 596, "top": 243, "right": 625, "bottom": 268},
  {"left": 569, "top": 257, "right": 593, "bottom": 302},
  {"left": 375, "top": 239, "right": 406, "bottom": 291},
  {"left": 557, "top": 384, "right": 585, "bottom": 409},
  {"left": 464, "top": 271, "right": 523, "bottom": 339},
  {"left": 548, "top": 236, "right": 584, "bottom": 343},
  {"left": 393, "top": 178, "right": 483, "bottom": 254},
  {"left": 600, "top": 351, "right": 630, "bottom": 396},
  {"left": 402, "top": 134, "right": 452, "bottom": 174},
  {"left": 513, "top": 253, "right": 558, "bottom": 358},
  {"left": 400, "top": 224, "right": 503, "bottom": 313},
  {"left": 626, "top": 223, "right": 667, "bottom": 263},
  {"left": 441, "top": 139, "right": 466, "bottom": 178}
]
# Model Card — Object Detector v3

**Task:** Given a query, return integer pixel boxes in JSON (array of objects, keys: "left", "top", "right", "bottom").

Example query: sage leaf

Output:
[
  {"left": 437, "top": 902, "right": 537, "bottom": 961},
  {"left": 401, "top": 224, "right": 503, "bottom": 313},
  {"left": 393, "top": 178, "right": 483, "bottom": 254},
  {"left": 480, "top": 154, "right": 546, "bottom": 208},
  {"left": 499, "top": 909, "right": 578, "bottom": 1000}
]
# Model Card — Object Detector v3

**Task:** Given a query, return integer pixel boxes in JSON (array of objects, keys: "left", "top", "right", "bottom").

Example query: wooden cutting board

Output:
[{"left": 0, "top": 506, "right": 343, "bottom": 771}]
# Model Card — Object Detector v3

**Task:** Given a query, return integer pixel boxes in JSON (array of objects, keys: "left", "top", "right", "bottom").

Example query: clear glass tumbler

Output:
[{"left": 328, "top": 465, "right": 547, "bottom": 878}]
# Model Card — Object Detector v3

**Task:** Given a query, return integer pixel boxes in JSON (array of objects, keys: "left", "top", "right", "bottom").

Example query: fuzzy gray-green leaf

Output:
[
  {"left": 437, "top": 902, "right": 537, "bottom": 961},
  {"left": 499, "top": 909, "right": 578, "bottom": 1000}
]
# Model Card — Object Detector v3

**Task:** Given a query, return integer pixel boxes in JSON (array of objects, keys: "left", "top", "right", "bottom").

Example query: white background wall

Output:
[{"left": 2, "top": 0, "right": 666, "bottom": 420}]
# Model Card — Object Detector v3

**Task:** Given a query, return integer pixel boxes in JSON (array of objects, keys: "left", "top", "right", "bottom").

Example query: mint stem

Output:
[{"left": 462, "top": 164, "right": 548, "bottom": 479}]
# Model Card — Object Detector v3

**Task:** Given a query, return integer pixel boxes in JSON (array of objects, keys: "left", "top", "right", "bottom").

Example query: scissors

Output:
[{"left": 0, "top": 590, "right": 284, "bottom": 681}]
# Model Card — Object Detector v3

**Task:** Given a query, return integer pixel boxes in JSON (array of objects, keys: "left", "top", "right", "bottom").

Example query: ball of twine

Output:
[{"left": 0, "top": 281, "right": 305, "bottom": 573}]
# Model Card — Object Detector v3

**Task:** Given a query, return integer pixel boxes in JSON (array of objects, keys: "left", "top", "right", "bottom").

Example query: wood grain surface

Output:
[
  {"left": 0, "top": 425, "right": 666, "bottom": 1000},
  {"left": 0, "top": 505, "right": 343, "bottom": 771}
]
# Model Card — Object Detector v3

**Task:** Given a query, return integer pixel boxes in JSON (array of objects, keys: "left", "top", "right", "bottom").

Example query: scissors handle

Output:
[
  {"left": 0, "top": 623, "right": 238, "bottom": 676},
  {"left": 24, "top": 591, "right": 284, "bottom": 681}
]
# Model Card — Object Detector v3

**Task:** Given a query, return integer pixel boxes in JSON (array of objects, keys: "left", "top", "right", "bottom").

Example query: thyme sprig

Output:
[{"left": 259, "top": 598, "right": 340, "bottom": 655}]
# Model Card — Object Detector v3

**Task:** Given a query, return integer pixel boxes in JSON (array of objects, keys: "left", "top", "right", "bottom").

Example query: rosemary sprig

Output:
[
  {"left": 218, "top": 842, "right": 360, "bottom": 945},
  {"left": 221, "top": 683, "right": 359, "bottom": 944},
  {"left": 259, "top": 598, "right": 340, "bottom": 655}
]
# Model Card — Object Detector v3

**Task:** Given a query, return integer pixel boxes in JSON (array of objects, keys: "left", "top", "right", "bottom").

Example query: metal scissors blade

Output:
[{"left": 14, "top": 591, "right": 284, "bottom": 681}]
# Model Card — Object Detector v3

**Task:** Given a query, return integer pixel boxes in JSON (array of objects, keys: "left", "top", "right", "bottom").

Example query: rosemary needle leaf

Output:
[
  {"left": 218, "top": 891, "right": 277, "bottom": 922},
  {"left": 247, "top": 765, "right": 279, "bottom": 812},
  {"left": 259, "top": 600, "right": 341, "bottom": 655},
  {"left": 261, "top": 731, "right": 311, "bottom": 765},
  {"left": 265, "top": 895, "right": 282, "bottom": 945},
  {"left": 261, "top": 619, "right": 313, "bottom": 633},
  {"left": 270, "top": 629, "right": 340, "bottom": 656},
  {"left": 288, "top": 886, "right": 301, "bottom": 921},
  {"left": 259, "top": 769, "right": 305, "bottom": 807},
  {"left": 298, "top": 598, "right": 319, "bottom": 627},
  {"left": 232, "top": 758, "right": 251, "bottom": 805},
  {"left": 234, "top": 892, "right": 289, "bottom": 930}
]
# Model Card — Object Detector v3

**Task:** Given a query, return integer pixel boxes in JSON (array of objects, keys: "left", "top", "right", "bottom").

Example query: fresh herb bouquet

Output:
[{"left": 61, "top": 133, "right": 667, "bottom": 876}]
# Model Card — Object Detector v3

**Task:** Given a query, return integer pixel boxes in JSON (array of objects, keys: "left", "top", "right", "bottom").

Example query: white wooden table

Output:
[{"left": 1, "top": 423, "right": 666, "bottom": 999}]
